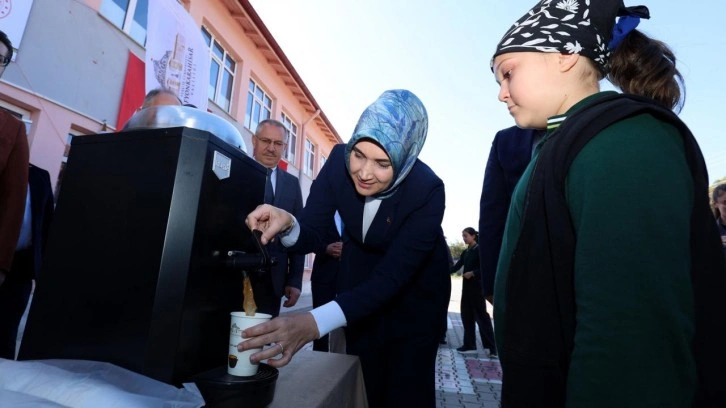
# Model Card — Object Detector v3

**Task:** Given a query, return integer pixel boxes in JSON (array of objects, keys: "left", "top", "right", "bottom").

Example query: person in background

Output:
[
  {"left": 141, "top": 88, "right": 181, "bottom": 109},
  {"left": 250, "top": 119, "right": 304, "bottom": 317},
  {"left": 440, "top": 240, "right": 454, "bottom": 345},
  {"left": 0, "top": 164, "right": 54, "bottom": 359},
  {"left": 242, "top": 90, "right": 450, "bottom": 407},
  {"left": 120, "top": 88, "right": 182, "bottom": 131},
  {"left": 711, "top": 184, "right": 726, "bottom": 247},
  {"left": 310, "top": 211, "right": 342, "bottom": 352},
  {"left": 450, "top": 227, "right": 496, "bottom": 357},
  {"left": 478, "top": 126, "right": 543, "bottom": 305},
  {"left": 490, "top": 0, "right": 726, "bottom": 406},
  {"left": 0, "top": 28, "right": 30, "bottom": 356}
]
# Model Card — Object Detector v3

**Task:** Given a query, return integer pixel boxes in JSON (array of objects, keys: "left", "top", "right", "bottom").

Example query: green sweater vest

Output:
[{"left": 495, "top": 92, "right": 697, "bottom": 406}]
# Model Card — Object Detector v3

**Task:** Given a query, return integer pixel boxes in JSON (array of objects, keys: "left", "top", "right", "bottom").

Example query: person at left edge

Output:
[
  {"left": 243, "top": 90, "right": 450, "bottom": 407},
  {"left": 250, "top": 119, "right": 304, "bottom": 317},
  {"left": 0, "top": 164, "right": 54, "bottom": 359},
  {"left": 0, "top": 28, "right": 30, "bottom": 358}
]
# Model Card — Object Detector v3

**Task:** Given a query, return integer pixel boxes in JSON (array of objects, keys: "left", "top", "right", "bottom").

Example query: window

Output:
[
  {"left": 245, "top": 79, "right": 272, "bottom": 133},
  {"left": 202, "top": 27, "right": 235, "bottom": 112},
  {"left": 304, "top": 138, "right": 315, "bottom": 177},
  {"left": 0, "top": 101, "right": 32, "bottom": 134},
  {"left": 100, "top": 0, "right": 148, "bottom": 45},
  {"left": 280, "top": 113, "right": 298, "bottom": 164},
  {"left": 56, "top": 129, "right": 88, "bottom": 202},
  {"left": 319, "top": 155, "right": 326, "bottom": 174},
  {"left": 55, "top": 134, "right": 74, "bottom": 202}
]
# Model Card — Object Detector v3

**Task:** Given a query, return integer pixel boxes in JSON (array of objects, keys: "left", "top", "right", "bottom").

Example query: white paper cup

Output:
[{"left": 228, "top": 312, "right": 272, "bottom": 376}]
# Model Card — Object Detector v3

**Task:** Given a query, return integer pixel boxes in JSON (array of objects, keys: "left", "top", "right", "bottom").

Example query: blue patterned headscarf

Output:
[{"left": 345, "top": 89, "right": 428, "bottom": 199}]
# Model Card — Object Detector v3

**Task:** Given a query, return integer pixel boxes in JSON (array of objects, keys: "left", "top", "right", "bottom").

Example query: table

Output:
[
  {"left": 270, "top": 350, "right": 368, "bottom": 408},
  {"left": 0, "top": 351, "right": 368, "bottom": 408}
]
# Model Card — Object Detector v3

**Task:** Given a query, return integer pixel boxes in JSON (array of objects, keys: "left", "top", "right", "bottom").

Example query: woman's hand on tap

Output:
[{"left": 246, "top": 204, "right": 293, "bottom": 245}]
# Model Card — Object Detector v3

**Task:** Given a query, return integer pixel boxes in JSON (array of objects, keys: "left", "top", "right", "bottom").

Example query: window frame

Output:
[
  {"left": 280, "top": 112, "right": 298, "bottom": 165},
  {"left": 55, "top": 128, "right": 89, "bottom": 202},
  {"left": 304, "top": 138, "right": 316, "bottom": 177},
  {"left": 319, "top": 154, "right": 327, "bottom": 175},
  {"left": 99, "top": 0, "right": 148, "bottom": 45},
  {"left": 0, "top": 100, "right": 32, "bottom": 134},
  {"left": 202, "top": 26, "right": 236, "bottom": 112},
  {"left": 245, "top": 79, "right": 272, "bottom": 133}
]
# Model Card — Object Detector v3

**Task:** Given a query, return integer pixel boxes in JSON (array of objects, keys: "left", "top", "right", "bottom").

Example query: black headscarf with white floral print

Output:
[{"left": 492, "top": 0, "right": 649, "bottom": 73}]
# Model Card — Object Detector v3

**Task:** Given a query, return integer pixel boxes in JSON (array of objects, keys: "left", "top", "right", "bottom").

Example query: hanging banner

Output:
[
  {"left": 145, "top": 0, "right": 209, "bottom": 110},
  {"left": 0, "top": 0, "right": 35, "bottom": 55}
]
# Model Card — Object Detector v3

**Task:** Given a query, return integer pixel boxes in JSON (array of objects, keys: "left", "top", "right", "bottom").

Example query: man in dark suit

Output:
[
  {"left": 0, "top": 29, "right": 31, "bottom": 359},
  {"left": 0, "top": 29, "right": 29, "bottom": 290},
  {"left": 479, "top": 126, "right": 544, "bottom": 302},
  {"left": 0, "top": 164, "right": 54, "bottom": 359},
  {"left": 311, "top": 212, "right": 342, "bottom": 352},
  {"left": 251, "top": 119, "right": 305, "bottom": 317}
]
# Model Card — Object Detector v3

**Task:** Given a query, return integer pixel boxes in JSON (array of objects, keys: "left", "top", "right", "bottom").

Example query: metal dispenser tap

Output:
[{"left": 216, "top": 230, "right": 277, "bottom": 277}]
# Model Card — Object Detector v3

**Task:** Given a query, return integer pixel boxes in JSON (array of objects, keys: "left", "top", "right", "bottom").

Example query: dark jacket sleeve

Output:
[
  {"left": 29, "top": 165, "right": 55, "bottom": 279},
  {"left": 478, "top": 132, "right": 509, "bottom": 296},
  {"left": 289, "top": 145, "right": 344, "bottom": 255},
  {"left": 450, "top": 250, "right": 465, "bottom": 274},
  {"left": 469, "top": 247, "right": 480, "bottom": 276},
  {"left": 284, "top": 175, "right": 306, "bottom": 290},
  {"left": 39, "top": 170, "right": 55, "bottom": 254}
]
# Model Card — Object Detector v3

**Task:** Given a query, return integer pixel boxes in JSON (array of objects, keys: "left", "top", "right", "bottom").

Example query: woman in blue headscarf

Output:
[{"left": 243, "top": 89, "right": 451, "bottom": 407}]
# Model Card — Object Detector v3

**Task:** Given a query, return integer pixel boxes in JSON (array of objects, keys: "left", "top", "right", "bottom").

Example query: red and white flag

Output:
[{"left": 116, "top": 52, "right": 146, "bottom": 129}]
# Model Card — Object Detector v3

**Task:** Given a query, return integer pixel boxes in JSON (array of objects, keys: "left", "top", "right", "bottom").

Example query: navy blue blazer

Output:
[
  {"left": 12, "top": 164, "right": 54, "bottom": 281},
  {"left": 478, "top": 126, "right": 544, "bottom": 296},
  {"left": 310, "top": 220, "right": 342, "bottom": 286},
  {"left": 291, "top": 144, "right": 451, "bottom": 344},
  {"left": 267, "top": 168, "right": 305, "bottom": 295}
]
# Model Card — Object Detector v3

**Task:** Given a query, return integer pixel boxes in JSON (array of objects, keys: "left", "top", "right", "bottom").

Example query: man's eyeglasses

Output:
[
  {"left": 0, "top": 55, "right": 10, "bottom": 67},
  {"left": 255, "top": 135, "right": 287, "bottom": 149}
]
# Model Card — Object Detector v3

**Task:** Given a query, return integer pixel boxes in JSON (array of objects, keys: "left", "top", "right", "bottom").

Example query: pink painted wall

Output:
[{"left": 0, "top": 82, "right": 108, "bottom": 192}]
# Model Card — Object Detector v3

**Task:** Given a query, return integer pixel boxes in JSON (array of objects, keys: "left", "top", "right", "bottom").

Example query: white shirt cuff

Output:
[
  {"left": 280, "top": 215, "right": 300, "bottom": 247},
  {"left": 309, "top": 301, "right": 347, "bottom": 338}
]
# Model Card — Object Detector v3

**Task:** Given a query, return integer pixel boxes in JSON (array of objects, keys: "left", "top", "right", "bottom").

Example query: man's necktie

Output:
[{"left": 264, "top": 168, "right": 274, "bottom": 204}]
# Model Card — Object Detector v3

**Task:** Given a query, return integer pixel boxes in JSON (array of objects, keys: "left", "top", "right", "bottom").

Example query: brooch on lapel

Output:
[{"left": 386, "top": 217, "right": 391, "bottom": 224}]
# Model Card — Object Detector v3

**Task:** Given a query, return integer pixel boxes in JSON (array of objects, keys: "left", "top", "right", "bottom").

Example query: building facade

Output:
[
  {"left": 0, "top": 0, "right": 342, "bottom": 201},
  {"left": 1, "top": 0, "right": 343, "bottom": 271}
]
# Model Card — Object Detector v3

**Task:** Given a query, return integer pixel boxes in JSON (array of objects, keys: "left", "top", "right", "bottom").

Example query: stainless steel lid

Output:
[{"left": 124, "top": 105, "right": 248, "bottom": 154}]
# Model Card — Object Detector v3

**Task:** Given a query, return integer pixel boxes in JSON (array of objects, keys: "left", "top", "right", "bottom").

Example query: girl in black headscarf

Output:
[{"left": 490, "top": 1, "right": 726, "bottom": 406}]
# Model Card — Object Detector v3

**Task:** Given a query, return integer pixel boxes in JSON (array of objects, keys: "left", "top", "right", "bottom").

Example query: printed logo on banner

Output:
[
  {"left": 150, "top": 34, "right": 196, "bottom": 105},
  {"left": 0, "top": 0, "right": 11, "bottom": 19},
  {"left": 146, "top": 0, "right": 210, "bottom": 110}
]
